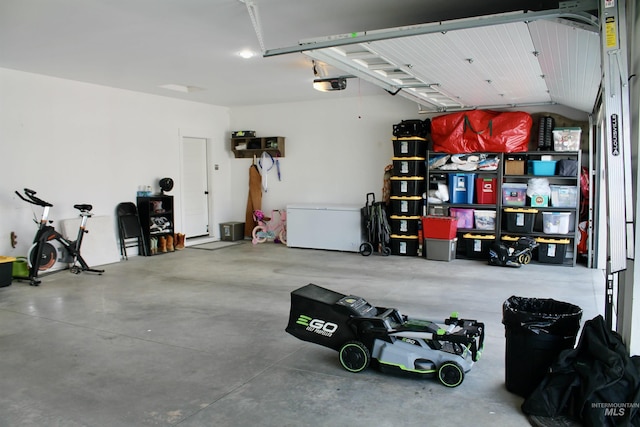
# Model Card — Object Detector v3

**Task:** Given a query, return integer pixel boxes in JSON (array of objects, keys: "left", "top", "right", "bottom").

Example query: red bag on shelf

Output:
[{"left": 431, "top": 110, "right": 532, "bottom": 153}]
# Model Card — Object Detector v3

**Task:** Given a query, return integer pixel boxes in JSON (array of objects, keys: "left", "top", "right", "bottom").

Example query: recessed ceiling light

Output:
[
  {"left": 159, "top": 84, "right": 205, "bottom": 93},
  {"left": 238, "top": 50, "right": 256, "bottom": 59}
]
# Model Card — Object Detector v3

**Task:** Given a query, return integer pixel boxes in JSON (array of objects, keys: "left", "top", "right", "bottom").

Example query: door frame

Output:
[{"left": 179, "top": 129, "right": 214, "bottom": 240}]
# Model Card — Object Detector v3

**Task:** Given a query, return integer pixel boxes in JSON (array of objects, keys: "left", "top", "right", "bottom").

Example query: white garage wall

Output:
[
  {"left": 0, "top": 66, "right": 592, "bottom": 267},
  {"left": 0, "top": 67, "right": 231, "bottom": 262},
  {"left": 228, "top": 95, "right": 424, "bottom": 216}
]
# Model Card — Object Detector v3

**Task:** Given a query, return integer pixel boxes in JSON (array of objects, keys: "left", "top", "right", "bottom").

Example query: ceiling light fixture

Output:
[
  {"left": 159, "top": 84, "right": 204, "bottom": 93},
  {"left": 238, "top": 50, "right": 256, "bottom": 59}
]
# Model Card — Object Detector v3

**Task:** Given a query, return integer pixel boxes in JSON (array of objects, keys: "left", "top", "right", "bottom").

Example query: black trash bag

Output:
[
  {"left": 522, "top": 315, "right": 640, "bottom": 427},
  {"left": 502, "top": 296, "right": 582, "bottom": 336}
]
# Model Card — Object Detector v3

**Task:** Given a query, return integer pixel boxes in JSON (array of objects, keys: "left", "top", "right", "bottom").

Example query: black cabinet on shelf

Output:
[
  {"left": 231, "top": 136, "right": 285, "bottom": 158},
  {"left": 137, "top": 195, "right": 174, "bottom": 256}
]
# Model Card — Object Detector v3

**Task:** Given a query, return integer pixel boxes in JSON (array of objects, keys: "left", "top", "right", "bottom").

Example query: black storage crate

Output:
[
  {"left": 503, "top": 208, "right": 538, "bottom": 233},
  {"left": 390, "top": 176, "right": 425, "bottom": 196},
  {"left": 0, "top": 258, "right": 13, "bottom": 287},
  {"left": 392, "top": 137, "right": 426, "bottom": 157},
  {"left": 537, "top": 238, "right": 570, "bottom": 264},
  {"left": 389, "top": 215, "right": 420, "bottom": 235},
  {"left": 462, "top": 233, "right": 495, "bottom": 259},
  {"left": 390, "top": 235, "right": 420, "bottom": 256},
  {"left": 392, "top": 157, "right": 426, "bottom": 177},
  {"left": 389, "top": 196, "right": 423, "bottom": 216}
]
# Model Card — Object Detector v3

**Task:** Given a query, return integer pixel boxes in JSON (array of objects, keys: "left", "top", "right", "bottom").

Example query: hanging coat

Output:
[{"left": 245, "top": 164, "right": 262, "bottom": 237}]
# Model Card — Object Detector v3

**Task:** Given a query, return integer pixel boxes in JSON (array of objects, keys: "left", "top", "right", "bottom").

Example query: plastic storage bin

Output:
[
  {"left": 390, "top": 196, "right": 423, "bottom": 216},
  {"left": 536, "top": 238, "right": 570, "bottom": 264},
  {"left": 424, "top": 238, "right": 457, "bottom": 261},
  {"left": 390, "top": 234, "right": 420, "bottom": 256},
  {"left": 502, "top": 183, "right": 527, "bottom": 206},
  {"left": 552, "top": 128, "right": 581, "bottom": 151},
  {"left": 392, "top": 157, "right": 426, "bottom": 177},
  {"left": 529, "top": 160, "right": 558, "bottom": 176},
  {"left": 550, "top": 185, "right": 578, "bottom": 208},
  {"left": 448, "top": 173, "right": 476, "bottom": 204},
  {"left": 0, "top": 256, "right": 16, "bottom": 287},
  {"left": 449, "top": 208, "right": 474, "bottom": 229},
  {"left": 392, "top": 138, "right": 426, "bottom": 157},
  {"left": 475, "top": 177, "right": 497, "bottom": 204},
  {"left": 389, "top": 215, "right": 421, "bottom": 235},
  {"left": 542, "top": 212, "right": 571, "bottom": 234},
  {"left": 422, "top": 216, "right": 457, "bottom": 240},
  {"left": 474, "top": 210, "right": 496, "bottom": 230},
  {"left": 390, "top": 176, "right": 425, "bottom": 196},
  {"left": 502, "top": 296, "right": 582, "bottom": 397},
  {"left": 462, "top": 233, "right": 495, "bottom": 259},
  {"left": 503, "top": 208, "right": 538, "bottom": 233},
  {"left": 428, "top": 205, "right": 448, "bottom": 216}
]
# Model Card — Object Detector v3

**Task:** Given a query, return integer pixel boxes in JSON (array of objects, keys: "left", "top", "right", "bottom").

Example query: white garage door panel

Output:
[{"left": 286, "top": 204, "right": 363, "bottom": 252}]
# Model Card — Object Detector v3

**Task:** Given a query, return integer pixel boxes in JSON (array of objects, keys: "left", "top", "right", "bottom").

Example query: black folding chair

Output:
[{"left": 116, "top": 202, "right": 147, "bottom": 259}]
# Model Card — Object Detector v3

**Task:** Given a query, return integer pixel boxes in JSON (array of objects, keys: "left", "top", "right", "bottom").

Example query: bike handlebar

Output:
[{"left": 15, "top": 188, "right": 53, "bottom": 207}]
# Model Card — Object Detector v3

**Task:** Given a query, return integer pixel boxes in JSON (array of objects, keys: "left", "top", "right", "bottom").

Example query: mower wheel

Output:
[
  {"left": 339, "top": 341, "right": 370, "bottom": 373},
  {"left": 438, "top": 361, "right": 465, "bottom": 387},
  {"left": 359, "top": 242, "right": 373, "bottom": 256},
  {"left": 518, "top": 252, "right": 532, "bottom": 265}
]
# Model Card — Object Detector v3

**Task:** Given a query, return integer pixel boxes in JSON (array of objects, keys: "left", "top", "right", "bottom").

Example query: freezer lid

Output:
[{"left": 287, "top": 203, "right": 362, "bottom": 212}]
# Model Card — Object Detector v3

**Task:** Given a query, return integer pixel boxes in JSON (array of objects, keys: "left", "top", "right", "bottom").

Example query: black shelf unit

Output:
[
  {"left": 137, "top": 195, "right": 174, "bottom": 256},
  {"left": 426, "top": 151, "right": 581, "bottom": 266},
  {"left": 501, "top": 151, "right": 581, "bottom": 266}
]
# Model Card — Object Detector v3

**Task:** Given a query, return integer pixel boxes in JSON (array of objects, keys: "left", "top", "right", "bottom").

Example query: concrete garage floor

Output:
[{"left": 0, "top": 241, "right": 604, "bottom": 426}]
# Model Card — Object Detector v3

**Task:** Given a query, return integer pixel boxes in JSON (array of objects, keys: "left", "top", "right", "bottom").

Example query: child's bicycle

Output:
[{"left": 251, "top": 209, "right": 287, "bottom": 244}]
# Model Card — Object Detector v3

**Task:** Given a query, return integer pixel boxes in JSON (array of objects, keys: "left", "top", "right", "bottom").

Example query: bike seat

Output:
[{"left": 74, "top": 204, "right": 93, "bottom": 212}]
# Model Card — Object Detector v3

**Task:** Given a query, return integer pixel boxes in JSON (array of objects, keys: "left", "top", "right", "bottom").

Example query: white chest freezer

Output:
[{"left": 286, "top": 204, "right": 363, "bottom": 252}]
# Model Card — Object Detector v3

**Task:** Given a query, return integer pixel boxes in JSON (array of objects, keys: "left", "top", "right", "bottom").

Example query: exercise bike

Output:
[{"left": 15, "top": 188, "right": 105, "bottom": 286}]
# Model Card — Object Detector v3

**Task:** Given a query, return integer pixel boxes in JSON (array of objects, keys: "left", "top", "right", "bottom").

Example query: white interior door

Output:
[{"left": 182, "top": 137, "right": 210, "bottom": 238}]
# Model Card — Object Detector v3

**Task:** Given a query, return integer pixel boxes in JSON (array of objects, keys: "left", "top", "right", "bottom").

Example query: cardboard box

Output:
[{"left": 505, "top": 159, "right": 525, "bottom": 175}]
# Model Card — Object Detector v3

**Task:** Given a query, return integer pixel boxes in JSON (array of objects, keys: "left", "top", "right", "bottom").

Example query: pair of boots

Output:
[
  {"left": 148, "top": 233, "right": 185, "bottom": 255},
  {"left": 174, "top": 233, "right": 185, "bottom": 250},
  {"left": 161, "top": 235, "right": 173, "bottom": 252},
  {"left": 149, "top": 237, "right": 158, "bottom": 255},
  {"left": 149, "top": 236, "right": 171, "bottom": 254}
]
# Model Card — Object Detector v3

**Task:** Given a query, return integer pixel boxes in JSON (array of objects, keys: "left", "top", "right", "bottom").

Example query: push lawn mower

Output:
[{"left": 286, "top": 284, "right": 484, "bottom": 387}]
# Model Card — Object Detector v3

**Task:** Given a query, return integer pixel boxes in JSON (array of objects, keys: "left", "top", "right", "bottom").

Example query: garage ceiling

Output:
[{"left": 0, "top": 0, "right": 601, "bottom": 111}]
